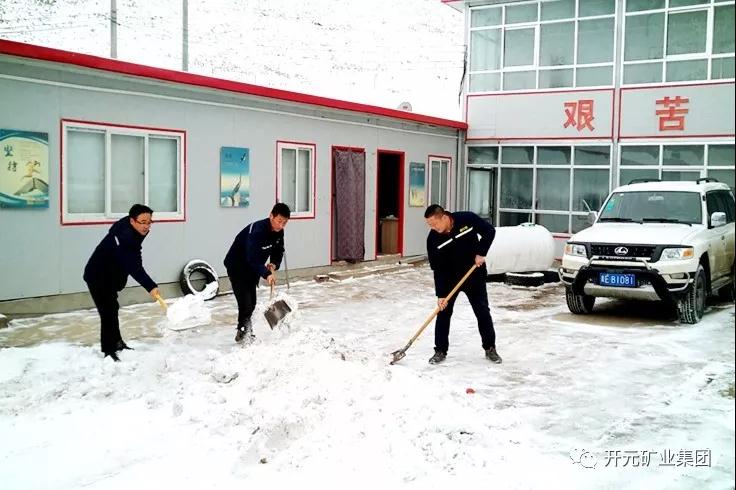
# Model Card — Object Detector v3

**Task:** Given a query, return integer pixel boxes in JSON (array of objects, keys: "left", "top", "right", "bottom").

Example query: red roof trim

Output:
[{"left": 0, "top": 39, "right": 467, "bottom": 130}]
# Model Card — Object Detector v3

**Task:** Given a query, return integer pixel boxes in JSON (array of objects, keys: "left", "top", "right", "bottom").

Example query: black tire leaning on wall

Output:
[
  {"left": 505, "top": 272, "right": 545, "bottom": 287},
  {"left": 180, "top": 259, "right": 219, "bottom": 300}
]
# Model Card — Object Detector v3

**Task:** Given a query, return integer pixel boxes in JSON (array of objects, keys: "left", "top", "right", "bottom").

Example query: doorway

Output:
[
  {"left": 376, "top": 150, "right": 404, "bottom": 256},
  {"left": 331, "top": 147, "right": 366, "bottom": 263}
]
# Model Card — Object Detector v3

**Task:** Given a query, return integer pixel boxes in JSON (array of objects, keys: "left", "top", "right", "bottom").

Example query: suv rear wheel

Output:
[
  {"left": 565, "top": 286, "right": 595, "bottom": 314},
  {"left": 677, "top": 265, "right": 706, "bottom": 324}
]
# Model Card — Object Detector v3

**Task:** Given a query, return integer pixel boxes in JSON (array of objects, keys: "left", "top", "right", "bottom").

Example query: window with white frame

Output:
[
  {"left": 623, "top": 0, "right": 735, "bottom": 84},
  {"left": 62, "top": 121, "right": 184, "bottom": 223},
  {"left": 468, "top": 0, "right": 617, "bottom": 92},
  {"left": 277, "top": 142, "right": 315, "bottom": 218},
  {"left": 429, "top": 157, "right": 451, "bottom": 208}
]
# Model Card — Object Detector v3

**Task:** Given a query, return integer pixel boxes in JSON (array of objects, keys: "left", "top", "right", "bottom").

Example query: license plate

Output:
[{"left": 599, "top": 272, "right": 637, "bottom": 288}]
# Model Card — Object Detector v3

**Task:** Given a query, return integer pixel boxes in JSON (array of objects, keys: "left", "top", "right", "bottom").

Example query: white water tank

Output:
[{"left": 486, "top": 223, "right": 555, "bottom": 274}]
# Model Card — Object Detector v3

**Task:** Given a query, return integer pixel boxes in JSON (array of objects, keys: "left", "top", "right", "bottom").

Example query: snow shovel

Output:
[
  {"left": 153, "top": 292, "right": 168, "bottom": 311},
  {"left": 264, "top": 283, "right": 291, "bottom": 329},
  {"left": 390, "top": 264, "right": 478, "bottom": 365}
]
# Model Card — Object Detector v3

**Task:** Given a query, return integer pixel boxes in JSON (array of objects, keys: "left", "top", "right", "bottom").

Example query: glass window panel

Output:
[
  {"left": 667, "top": 11, "right": 707, "bottom": 56},
  {"left": 504, "top": 71, "right": 536, "bottom": 90},
  {"left": 663, "top": 145, "right": 704, "bottom": 166},
  {"left": 575, "top": 146, "right": 610, "bottom": 166},
  {"left": 708, "top": 169, "right": 735, "bottom": 192},
  {"left": 541, "top": 0, "right": 574, "bottom": 21},
  {"left": 468, "top": 168, "right": 492, "bottom": 217},
  {"left": 297, "top": 149, "right": 311, "bottom": 212},
  {"left": 537, "top": 168, "right": 570, "bottom": 210},
  {"left": 470, "top": 29, "right": 502, "bottom": 71},
  {"left": 623, "top": 62, "right": 663, "bottom": 83},
  {"left": 441, "top": 162, "right": 449, "bottom": 207},
  {"left": 281, "top": 148, "right": 296, "bottom": 211},
  {"left": 626, "top": 0, "right": 665, "bottom": 12},
  {"left": 579, "top": 0, "right": 615, "bottom": 17},
  {"left": 572, "top": 214, "right": 594, "bottom": 233},
  {"left": 538, "top": 146, "right": 571, "bottom": 165},
  {"left": 578, "top": 18, "right": 614, "bottom": 64},
  {"left": 573, "top": 169, "right": 610, "bottom": 211},
  {"left": 500, "top": 211, "right": 532, "bottom": 226},
  {"left": 110, "top": 134, "right": 144, "bottom": 214},
  {"left": 662, "top": 171, "right": 701, "bottom": 181},
  {"left": 501, "top": 147, "right": 534, "bottom": 165},
  {"left": 539, "top": 68, "right": 573, "bottom": 88},
  {"left": 500, "top": 168, "right": 533, "bottom": 208},
  {"left": 621, "top": 146, "right": 660, "bottom": 166},
  {"left": 576, "top": 66, "right": 613, "bottom": 86},
  {"left": 708, "top": 145, "right": 735, "bottom": 167},
  {"left": 714, "top": 6, "right": 735, "bottom": 54},
  {"left": 711, "top": 57, "right": 735, "bottom": 79},
  {"left": 669, "top": 0, "right": 708, "bottom": 7},
  {"left": 471, "top": 7, "right": 502, "bottom": 28},
  {"left": 536, "top": 213, "right": 569, "bottom": 233},
  {"left": 148, "top": 137, "right": 178, "bottom": 212},
  {"left": 504, "top": 28, "right": 535, "bottom": 67},
  {"left": 620, "top": 168, "right": 659, "bottom": 186},
  {"left": 470, "top": 73, "right": 501, "bottom": 92},
  {"left": 468, "top": 146, "right": 499, "bottom": 166},
  {"left": 67, "top": 130, "right": 105, "bottom": 214},
  {"left": 624, "top": 13, "right": 665, "bottom": 61},
  {"left": 540, "top": 22, "right": 574, "bottom": 66},
  {"left": 666, "top": 59, "right": 707, "bottom": 82},
  {"left": 505, "top": 3, "right": 538, "bottom": 24}
]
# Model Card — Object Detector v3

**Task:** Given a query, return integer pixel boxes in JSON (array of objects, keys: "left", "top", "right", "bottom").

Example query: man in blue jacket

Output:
[
  {"left": 83, "top": 204, "right": 160, "bottom": 361},
  {"left": 424, "top": 204, "right": 501, "bottom": 365},
  {"left": 224, "top": 203, "right": 290, "bottom": 343}
]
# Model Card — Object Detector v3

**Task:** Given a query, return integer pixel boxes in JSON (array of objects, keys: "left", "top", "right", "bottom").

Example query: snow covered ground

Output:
[{"left": 1, "top": 266, "right": 734, "bottom": 489}]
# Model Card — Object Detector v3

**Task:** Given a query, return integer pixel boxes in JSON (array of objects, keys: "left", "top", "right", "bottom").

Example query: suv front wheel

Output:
[
  {"left": 677, "top": 265, "right": 706, "bottom": 324},
  {"left": 566, "top": 286, "right": 595, "bottom": 314}
]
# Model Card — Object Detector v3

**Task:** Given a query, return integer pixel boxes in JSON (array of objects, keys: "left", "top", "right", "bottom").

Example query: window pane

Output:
[
  {"left": 500, "top": 168, "right": 533, "bottom": 208},
  {"left": 572, "top": 214, "right": 593, "bottom": 233},
  {"left": 669, "top": 0, "right": 708, "bottom": 7},
  {"left": 297, "top": 149, "right": 311, "bottom": 212},
  {"left": 504, "top": 28, "right": 535, "bottom": 67},
  {"left": 539, "top": 68, "right": 573, "bottom": 88},
  {"left": 626, "top": 0, "right": 664, "bottom": 12},
  {"left": 471, "top": 29, "right": 502, "bottom": 71},
  {"left": 501, "top": 146, "right": 533, "bottom": 165},
  {"left": 538, "top": 146, "right": 571, "bottom": 165},
  {"left": 504, "top": 71, "right": 536, "bottom": 90},
  {"left": 577, "top": 66, "right": 613, "bottom": 86},
  {"left": 708, "top": 169, "right": 735, "bottom": 192},
  {"left": 537, "top": 168, "right": 570, "bottom": 210},
  {"left": 714, "top": 6, "right": 735, "bottom": 54},
  {"left": 620, "top": 168, "right": 659, "bottom": 186},
  {"left": 663, "top": 145, "right": 704, "bottom": 166},
  {"left": 536, "top": 213, "right": 569, "bottom": 233},
  {"left": 441, "top": 162, "right": 448, "bottom": 207},
  {"left": 580, "top": 0, "right": 615, "bottom": 17},
  {"left": 667, "top": 11, "right": 707, "bottom": 56},
  {"left": 148, "top": 137, "right": 178, "bottom": 212},
  {"left": 575, "top": 146, "right": 610, "bottom": 166},
  {"left": 624, "top": 13, "right": 664, "bottom": 61},
  {"left": 709, "top": 145, "right": 735, "bottom": 167},
  {"left": 540, "top": 22, "right": 574, "bottom": 66},
  {"left": 471, "top": 7, "right": 501, "bottom": 28},
  {"left": 662, "top": 171, "right": 701, "bottom": 181},
  {"left": 67, "top": 130, "right": 104, "bottom": 214},
  {"left": 573, "top": 169, "right": 610, "bottom": 211},
  {"left": 578, "top": 18, "right": 614, "bottom": 64},
  {"left": 468, "top": 146, "right": 499, "bottom": 166},
  {"left": 505, "top": 3, "right": 537, "bottom": 24},
  {"left": 540, "top": 0, "right": 574, "bottom": 21},
  {"left": 712, "top": 57, "right": 735, "bottom": 79},
  {"left": 468, "top": 169, "right": 491, "bottom": 217},
  {"left": 500, "top": 211, "right": 532, "bottom": 226},
  {"left": 666, "top": 59, "right": 707, "bottom": 82},
  {"left": 623, "top": 62, "right": 663, "bottom": 83},
  {"left": 470, "top": 73, "right": 501, "bottom": 92},
  {"left": 281, "top": 148, "right": 296, "bottom": 210},
  {"left": 621, "top": 146, "right": 659, "bottom": 166},
  {"left": 110, "top": 134, "right": 144, "bottom": 214}
]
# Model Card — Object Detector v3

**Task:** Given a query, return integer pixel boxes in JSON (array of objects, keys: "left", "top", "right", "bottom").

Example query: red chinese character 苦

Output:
[
  {"left": 563, "top": 99, "right": 595, "bottom": 132},
  {"left": 655, "top": 95, "right": 689, "bottom": 131}
]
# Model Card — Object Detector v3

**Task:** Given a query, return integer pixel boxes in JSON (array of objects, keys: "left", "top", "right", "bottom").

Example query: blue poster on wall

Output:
[
  {"left": 0, "top": 129, "right": 49, "bottom": 208},
  {"left": 220, "top": 146, "right": 250, "bottom": 208},
  {"left": 409, "top": 162, "right": 426, "bottom": 207}
]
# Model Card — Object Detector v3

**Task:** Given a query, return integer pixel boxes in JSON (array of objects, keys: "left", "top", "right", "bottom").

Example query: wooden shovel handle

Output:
[{"left": 154, "top": 293, "right": 168, "bottom": 311}]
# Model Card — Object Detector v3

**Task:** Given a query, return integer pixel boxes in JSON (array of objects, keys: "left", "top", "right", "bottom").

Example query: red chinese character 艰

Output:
[
  {"left": 563, "top": 99, "right": 595, "bottom": 132},
  {"left": 655, "top": 95, "right": 689, "bottom": 131}
]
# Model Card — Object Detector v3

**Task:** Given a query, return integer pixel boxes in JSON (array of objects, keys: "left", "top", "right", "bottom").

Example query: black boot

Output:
[
  {"left": 104, "top": 351, "right": 120, "bottom": 362},
  {"left": 117, "top": 340, "right": 134, "bottom": 351},
  {"left": 235, "top": 321, "right": 254, "bottom": 343},
  {"left": 485, "top": 347, "right": 502, "bottom": 364},
  {"left": 428, "top": 349, "right": 447, "bottom": 365}
]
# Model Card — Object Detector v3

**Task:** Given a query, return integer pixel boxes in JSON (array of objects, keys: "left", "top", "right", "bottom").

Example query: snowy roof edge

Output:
[{"left": 0, "top": 38, "right": 467, "bottom": 130}]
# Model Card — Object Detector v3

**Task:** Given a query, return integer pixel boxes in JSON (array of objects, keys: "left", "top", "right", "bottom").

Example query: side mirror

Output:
[
  {"left": 711, "top": 211, "right": 727, "bottom": 228},
  {"left": 587, "top": 211, "right": 598, "bottom": 225}
]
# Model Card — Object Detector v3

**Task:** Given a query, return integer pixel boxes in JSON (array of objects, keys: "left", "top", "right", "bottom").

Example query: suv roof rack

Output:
[
  {"left": 696, "top": 177, "right": 720, "bottom": 184},
  {"left": 628, "top": 178, "right": 661, "bottom": 185}
]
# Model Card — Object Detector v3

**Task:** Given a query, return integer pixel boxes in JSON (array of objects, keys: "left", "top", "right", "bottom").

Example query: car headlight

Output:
[
  {"left": 564, "top": 243, "right": 587, "bottom": 257},
  {"left": 661, "top": 247, "right": 694, "bottom": 260}
]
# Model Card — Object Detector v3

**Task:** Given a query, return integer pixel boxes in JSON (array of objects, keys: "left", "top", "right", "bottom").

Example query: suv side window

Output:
[
  {"left": 706, "top": 192, "right": 723, "bottom": 227},
  {"left": 716, "top": 190, "right": 735, "bottom": 223}
]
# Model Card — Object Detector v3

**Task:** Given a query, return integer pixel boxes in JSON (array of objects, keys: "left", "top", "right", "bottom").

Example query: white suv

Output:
[{"left": 560, "top": 179, "right": 735, "bottom": 324}]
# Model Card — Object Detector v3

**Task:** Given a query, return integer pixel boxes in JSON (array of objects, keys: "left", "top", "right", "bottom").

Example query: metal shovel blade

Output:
[
  {"left": 389, "top": 348, "right": 407, "bottom": 365},
  {"left": 264, "top": 300, "right": 291, "bottom": 329}
]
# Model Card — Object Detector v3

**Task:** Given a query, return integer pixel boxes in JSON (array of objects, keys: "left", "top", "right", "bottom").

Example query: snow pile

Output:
[
  {"left": 164, "top": 281, "right": 218, "bottom": 330},
  {"left": 487, "top": 223, "right": 556, "bottom": 274}
]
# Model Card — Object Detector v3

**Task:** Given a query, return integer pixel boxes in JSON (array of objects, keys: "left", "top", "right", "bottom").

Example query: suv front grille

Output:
[{"left": 590, "top": 244, "right": 656, "bottom": 259}]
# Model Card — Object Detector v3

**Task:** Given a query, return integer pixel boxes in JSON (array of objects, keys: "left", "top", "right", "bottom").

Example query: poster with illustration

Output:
[
  {"left": 0, "top": 129, "right": 49, "bottom": 208},
  {"left": 408, "top": 162, "right": 426, "bottom": 207},
  {"left": 220, "top": 146, "right": 250, "bottom": 208}
]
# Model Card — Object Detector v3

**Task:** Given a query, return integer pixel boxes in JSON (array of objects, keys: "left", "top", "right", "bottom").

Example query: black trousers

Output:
[
  {"left": 87, "top": 284, "right": 123, "bottom": 355},
  {"left": 434, "top": 272, "right": 495, "bottom": 353},
  {"left": 228, "top": 272, "right": 258, "bottom": 329}
]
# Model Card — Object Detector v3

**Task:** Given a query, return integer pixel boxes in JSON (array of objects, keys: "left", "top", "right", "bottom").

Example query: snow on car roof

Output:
[{"left": 614, "top": 180, "right": 730, "bottom": 193}]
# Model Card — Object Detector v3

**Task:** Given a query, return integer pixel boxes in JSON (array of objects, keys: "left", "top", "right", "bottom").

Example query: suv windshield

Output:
[{"left": 599, "top": 191, "right": 702, "bottom": 224}]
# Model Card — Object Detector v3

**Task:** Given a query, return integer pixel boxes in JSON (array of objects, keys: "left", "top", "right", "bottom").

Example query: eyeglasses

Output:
[{"left": 134, "top": 219, "right": 154, "bottom": 226}]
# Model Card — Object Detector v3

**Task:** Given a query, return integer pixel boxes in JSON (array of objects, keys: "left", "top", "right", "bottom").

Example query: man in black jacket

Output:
[
  {"left": 224, "top": 203, "right": 290, "bottom": 343},
  {"left": 424, "top": 204, "right": 501, "bottom": 365},
  {"left": 83, "top": 204, "right": 160, "bottom": 361}
]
